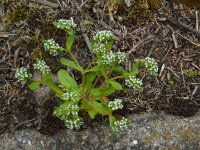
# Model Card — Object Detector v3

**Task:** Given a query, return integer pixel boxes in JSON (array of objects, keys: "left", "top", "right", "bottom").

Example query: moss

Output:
[
  {"left": 147, "top": 0, "right": 163, "bottom": 10},
  {"left": 173, "top": 0, "right": 200, "bottom": 9},
  {"left": 168, "top": 80, "right": 175, "bottom": 86},
  {"left": 184, "top": 69, "right": 198, "bottom": 78},
  {"left": 117, "top": 0, "right": 150, "bottom": 26},
  {"left": 117, "top": 0, "right": 199, "bottom": 27},
  {"left": 3, "top": 0, "right": 61, "bottom": 59}
]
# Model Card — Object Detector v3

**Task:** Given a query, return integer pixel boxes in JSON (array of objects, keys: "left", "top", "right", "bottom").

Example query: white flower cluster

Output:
[
  {"left": 125, "top": 75, "right": 143, "bottom": 91},
  {"left": 93, "top": 43, "right": 107, "bottom": 54},
  {"left": 33, "top": 59, "right": 51, "bottom": 75},
  {"left": 108, "top": 99, "right": 123, "bottom": 110},
  {"left": 53, "top": 103, "right": 79, "bottom": 118},
  {"left": 61, "top": 91, "right": 77, "bottom": 101},
  {"left": 92, "top": 30, "right": 113, "bottom": 54},
  {"left": 93, "top": 30, "right": 113, "bottom": 42},
  {"left": 64, "top": 117, "right": 82, "bottom": 130},
  {"left": 53, "top": 18, "right": 76, "bottom": 31},
  {"left": 115, "top": 52, "right": 126, "bottom": 64},
  {"left": 64, "top": 103, "right": 80, "bottom": 115},
  {"left": 101, "top": 51, "right": 126, "bottom": 66},
  {"left": 15, "top": 67, "right": 32, "bottom": 84},
  {"left": 53, "top": 103, "right": 82, "bottom": 129},
  {"left": 43, "top": 39, "right": 64, "bottom": 56},
  {"left": 144, "top": 57, "right": 158, "bottom": 76},
  {"left": 102, "top": 51, "right": 116, "bottom": 66},
  {"left": 111, "top": 117, "right": 129, "bottom": 132}
]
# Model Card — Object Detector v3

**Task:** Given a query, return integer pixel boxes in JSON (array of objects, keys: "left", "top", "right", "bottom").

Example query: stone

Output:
[{"left": 0, "top": 112, "right": 199, "bottom": 150}]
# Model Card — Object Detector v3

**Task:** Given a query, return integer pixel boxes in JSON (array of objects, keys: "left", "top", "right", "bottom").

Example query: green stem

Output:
[
  {"left": 69, "top": 51, "right": 84, "bottom": 73},
  {"left": 85, "top": 57, "right": 97, "bottom": 71},
  {"left": 110, "top": 76, "right": 123, "bottom": 80},
  {"left": 81, "top": 75, "right": 85, "bottom": 97},
  {"left": 92, "top": 76, "right": 100, "bottom": 89},
  {"left": 65, "top": 33, "right": 84, "bottom": 74}
]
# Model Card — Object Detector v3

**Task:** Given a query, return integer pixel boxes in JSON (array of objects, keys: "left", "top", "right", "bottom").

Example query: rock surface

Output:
[{"left": 1, "top": 112, "right": 199, "bottom": 150}]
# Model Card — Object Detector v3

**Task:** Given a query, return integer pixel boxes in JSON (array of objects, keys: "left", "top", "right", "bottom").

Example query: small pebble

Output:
[{"left": 133, "top": 140, "right": 138, "bottom": 145}]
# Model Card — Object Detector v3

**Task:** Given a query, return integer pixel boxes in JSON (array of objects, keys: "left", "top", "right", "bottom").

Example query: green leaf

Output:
[
  {"left": 130, "top": 61, "right": 141, "bottom": 75},
  {"left": 88, "top": 110, "right": 97, "bottom": 119},
  {"left": 82, "top": 99, "right": 111, "bottom": 118},
  {"left": 28, "top": 81, "right": 40, "bottom": 90},
  {"left": 100, "top": 84, "right": 116, "bottom": 97},
  {"left": 60, "top": 58, "right": 80, "bottom": 71},
  {"left": 99, "top": 65, "right": 107, "bottom": 79},
  {"left": 92, "top": 101, "right": 111, "bottom": 115},
  {"left": 42, "top": 73, "right": 63, "bottom": 96},
  {"left": 91, "top": 88, "right": 101, "bottom": 96},
  {"left": 84, "top": 72, "right": 97, "bottom": 93},
  {"left": 66, "top": 32, "right": 75, "bottom": 51},
  {"left": 82, "top": 99, "right": 97, "bottom": 119},
  {"left": 44, "top": 79, "right": 63, "bottom": 96},
  {"left": 82, "top": 99, "right": 92, "bottom": 110},
  {"left": 109, "top": 80, "right": 122, "bottom": 90},
  {"left": 113, "top": 66, "right": 127, "bottom": 74},
  {"left": 57, "top": 69, "right": 80, "bottom": 94},
  {"left": 42, "top": 73, "right": 53, "bottom": 82},
  {"left": 58, "top": 69, "right": 78, "bottom": 88},
  {"left": 109, "top": 115, "right": 116, "bottom": 126},
  {"left": 85, "top": 65, "right": 99, "bottom": 73}
]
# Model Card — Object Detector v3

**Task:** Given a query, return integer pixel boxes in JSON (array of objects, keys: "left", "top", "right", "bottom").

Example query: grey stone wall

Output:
[{"left": 1, "top": 112, "right": 199, "bottom": 150}]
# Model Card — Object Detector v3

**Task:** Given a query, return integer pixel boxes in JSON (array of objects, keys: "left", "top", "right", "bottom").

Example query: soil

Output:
[{"left": 0, "top": 0, "right": 199, "bottom": 136}]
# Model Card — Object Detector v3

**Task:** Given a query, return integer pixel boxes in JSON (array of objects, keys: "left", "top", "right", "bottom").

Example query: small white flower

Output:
[
  {"left": 64, "top": 103, "right": 80, "bottom": 116},
  {"left": 93, "top": 30, "right": 113, "bottom": 42},
  {"left": 64, "top": 117, "right": 82, "bottom": 130},
  {"left": 53, "top": 18, "right": 76, "bottom": 31},
  {"left": 115, "top": 52, "right": 126, "bottom": 64},
  {"left": 61, "top": 91, "right": 77, "bottom": 101},
  {"left": 92, "top": 43, "right": 107, "bottom": 54},
  {"left": 125, "top": 75, "right": 143, "bottom": 91},
  {"left": 144, "top": 57, "right": 158, "bottom": 76},
  {"left": 132, "top": 140, "right": 138, "bottom": 145},
  {"left": 33, "top": 59, "right": 51, "bottom": 75},
  {"left": 43, "top": 39, "right": 64, "bottom": 56},
  {"left": 108, "top": 99, "right": 123, "bottom": 110},
  {"left": 111, "top": 117, "right": 129, "bottom": 132},
  {"left": 15, "top": 67, "right": 32, "bottom": 84},
  {"left": 102, "top": 51, "right": 116, "bottom": 66},
  {"left": 53, "top": 102, "right": 82, "bottom": 129}
]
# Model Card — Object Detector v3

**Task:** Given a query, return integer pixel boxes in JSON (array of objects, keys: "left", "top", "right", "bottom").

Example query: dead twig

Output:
[
  {"left": 167, "top": 16, "right": 200, "bottom": 37},
  {"left": 195, "top": 11, "right": 199, "bottom": 31},
  {"left": 176, "top": 32, "right": 200, "bottom": 47},
  {"left": 99, "top": 20, "right": 121, "bottom": 37},
  {"left": 127, "top": 35, "right": 154, "bottom": 55},
  {"left": 162, "top": 46, "right": 172, "bottom": 62},
  {"left": 167, "top": 67, "right": 181, "bottom": 79},
  {"left": 158, "top": 16, "right": 200, "bottom": 38},
  {"left": 159, "top": 64, "right": 166, "bottom": 77},
  {"left": 172, "top": 31, "right": 179, "bottom": 48},
  {"left": 31, "top": 0, "right": 59, "bottom": 8},
  {"left": 82, "top": 33, "right": 92, "bottom": 52},
  {"left": 180, "top": 63, "right": 186, "bottom": 87},
  {"left": 80, "top": 0, "right": 89, "bottom": 8},
  {"left": 191, "top": 63, "right": 200, "bottom": 71},
  {"left": 192, "top": 86, "right": 198, "bottom": 96},
  {"left": 14, "top": 47, "right": 20, "bottom": 68}
]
